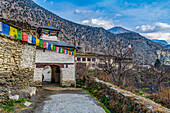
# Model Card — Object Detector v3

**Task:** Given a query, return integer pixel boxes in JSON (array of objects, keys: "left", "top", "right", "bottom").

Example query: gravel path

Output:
[
  {"left": 32, "top": 84, "right": 105, "bottom": 113},
  {"left": 37, "top": 93, "right": 105, "bottom": 113}
]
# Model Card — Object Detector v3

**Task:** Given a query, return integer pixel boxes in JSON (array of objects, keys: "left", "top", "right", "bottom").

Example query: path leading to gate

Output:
[{"left": 33, "top": 84, "right": 106, "bottom": 113}]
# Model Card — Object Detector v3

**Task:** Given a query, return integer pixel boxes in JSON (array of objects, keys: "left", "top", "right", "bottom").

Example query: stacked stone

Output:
[
  {"left": 85, "top": 78, "right": 170, "bottom": 113},
  {"left": 0, "top": 33, "right": 36, "bottom": 93}
]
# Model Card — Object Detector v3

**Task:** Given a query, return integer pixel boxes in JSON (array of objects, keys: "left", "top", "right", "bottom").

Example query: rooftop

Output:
[
  {"left": 38, "top": 26, "right": 60, "bottom": 31},
  {"left": 42, "top": 39, "right": 81, "bottom": 49}
]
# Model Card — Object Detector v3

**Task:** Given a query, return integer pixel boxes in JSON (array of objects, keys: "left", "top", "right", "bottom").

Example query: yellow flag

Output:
[
  {"left": 9, "top": 26, "right": 17, "bottom": 37},
  {"left": 36, "top": 38, "right": 40, "bottom": 46},
  {"left": 51, "top": 45, "right": 53, "bottom": 50},
  {"left": 60, "top": 48, "right": 63, "bottom": 53},
  {"left": 73, "top": 49, "right": 76, "bottom": 56}
]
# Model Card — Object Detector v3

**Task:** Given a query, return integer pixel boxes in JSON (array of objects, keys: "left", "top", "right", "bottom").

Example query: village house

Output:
[
  {"left": 0, "top": 19, "right": 79, "bottom": 92},
  {"left": 34, "top": 26, "right": 80, "bottom": 86},
  {"left": 75, "top": 52, "right": 133, "bottom": 70}
]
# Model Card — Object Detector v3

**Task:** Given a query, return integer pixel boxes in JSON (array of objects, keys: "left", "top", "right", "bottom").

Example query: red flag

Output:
[
  {"left": 74, "top": 28, "right": 77, "bottom": 46},
  {"left": 22, "top": 32, "right": 28, "bottom": 41},
  {"left": 43, "top": 41, "right": 46, "bottom": 48}
]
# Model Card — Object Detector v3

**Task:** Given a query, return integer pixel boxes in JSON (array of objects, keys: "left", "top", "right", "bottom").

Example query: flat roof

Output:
[
  {"left": 39, "top": 26, "right": 60, "bottom": 31},
  {"left": 42, "top": 39, "right": 81, "bottom": 48}
]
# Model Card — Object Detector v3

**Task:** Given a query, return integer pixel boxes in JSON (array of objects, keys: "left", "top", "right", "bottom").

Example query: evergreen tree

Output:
[{"left": 154, "top": 59, "right": 161, "bottom": 68}]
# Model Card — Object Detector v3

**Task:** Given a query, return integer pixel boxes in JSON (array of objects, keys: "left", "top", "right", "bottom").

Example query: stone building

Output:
[
  {"left": 0, "top": 33, "right": 36, "bottom": 91},
  {"left": 34, "top": 26, "right": 79, "bottom": 86},
  {"left": 75, "top": 52, "right": 133, "bottom": 70}
]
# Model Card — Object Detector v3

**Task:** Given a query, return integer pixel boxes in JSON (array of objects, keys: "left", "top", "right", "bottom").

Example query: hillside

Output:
[
  {"left": 1, "top": 0, "right": 168, "bottom": 64},
  {"left": 108, "top": 26, "right": 134, "bottom": 34}
]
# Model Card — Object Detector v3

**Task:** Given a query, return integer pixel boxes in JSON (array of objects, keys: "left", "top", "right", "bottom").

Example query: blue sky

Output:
[{"left": 33, "top": 0, "right": 170, "bottom": 43}]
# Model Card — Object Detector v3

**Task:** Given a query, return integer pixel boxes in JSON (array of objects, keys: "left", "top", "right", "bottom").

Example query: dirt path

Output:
[{"left": 21, "top": 84, "right": 105, "bottom": 113}]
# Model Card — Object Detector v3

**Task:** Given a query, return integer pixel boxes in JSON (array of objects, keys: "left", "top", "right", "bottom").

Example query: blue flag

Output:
[
  {"left": 1, "top": 23, "right": 10, "bottom": 35},
  {"left": 48, "top": 43, "right": 51, "bottom": 50},
  {"left": 32, "top": 36, "right": 36, "bottom": 44}
]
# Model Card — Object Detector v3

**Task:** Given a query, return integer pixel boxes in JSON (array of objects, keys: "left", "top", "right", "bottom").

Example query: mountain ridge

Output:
[
  {"left": 1, "top": 0, "right": 169, "bottom": 64},
  {"left": 108, "top": 26, "right": 134, "bottom": 34}
]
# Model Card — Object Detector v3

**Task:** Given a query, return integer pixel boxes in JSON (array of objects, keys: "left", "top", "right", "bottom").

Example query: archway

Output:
[
  {"left": 51, "top": 65, "right": 60, "bottom": 83},
  {"left": 42, "top": 65, "right": 61, "bottom": 85}
]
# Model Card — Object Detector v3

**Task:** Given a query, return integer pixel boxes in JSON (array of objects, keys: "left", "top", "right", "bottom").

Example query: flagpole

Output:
[{"left": 74, "top": 28, "right": 77, "bottom": 86}]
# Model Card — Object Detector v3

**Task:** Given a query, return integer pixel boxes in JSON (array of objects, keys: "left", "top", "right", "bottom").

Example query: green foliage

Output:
[
  {"left": 154, "top": 59, "right": 161, "bottom": 68},
  {"left": 1, "top": 105, "right": 14, "bottom": 112},
  {"left": 61, "top": 85, "right": 66, "bottom": 88},
  {"left": 127, "top": 106, "right": 134, "bottom": 112},
  {"left": 139, "top": 91, "right": 144, "bottom": 95},
  {"left": 1, "top": 98, "right": 28, "bottom": 112},
  {"left": 71, "top": 83, "right": 75, "bottom": 87},
  {"left": 76, "top": 79, "right": 84, "bottom": 85},
  {"left": 101, "top": 96, "right": 110, "bottom": 103},
  {"left": 82, "top": 88, "right": 111, "bottom": 113},
  {"left": 89, "top": 71, "right": 95, "bottom": 73}
]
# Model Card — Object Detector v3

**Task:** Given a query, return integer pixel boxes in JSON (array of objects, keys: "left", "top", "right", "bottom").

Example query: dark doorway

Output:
[{"left": 51, "top": 66, "right": 60, "bottom": 83}]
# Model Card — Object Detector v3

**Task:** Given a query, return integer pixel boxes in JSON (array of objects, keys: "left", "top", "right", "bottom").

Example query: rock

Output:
[
  {"left": 9, "top": 94, "right": 19, "bottom": 100},
  {"left": 24, "top": 101, "right": 31, "bottom": 107}
]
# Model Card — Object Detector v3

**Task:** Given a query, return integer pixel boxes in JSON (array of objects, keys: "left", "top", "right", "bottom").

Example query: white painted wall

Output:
[
  {"left": 42, "top": 66, "right": 51, "bottom": 82},
  {"left": 34, "top": 49, "right": 75, "bottom": 85},
  {"left": 35, "top": 49, "right": 74, "bottom": 63}
]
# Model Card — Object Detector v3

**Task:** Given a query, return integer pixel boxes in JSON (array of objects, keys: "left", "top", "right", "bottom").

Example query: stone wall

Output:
[
  {"left": 0, "top": 33, "right": 36, "bottom": 92},
  {"left": 85, "top": 78, "right": 170, "bottom": 113},
  {"left": 34, "top": 48, "right": 75, "bottom": 86}
]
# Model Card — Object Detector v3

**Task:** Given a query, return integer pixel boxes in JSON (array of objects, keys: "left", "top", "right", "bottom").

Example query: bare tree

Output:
[
  {"left": 142, "top": 66, "right": 170, "bottom": 93},
  {"left": 100, "top": 37, "right": 136, "bottom": 86}
]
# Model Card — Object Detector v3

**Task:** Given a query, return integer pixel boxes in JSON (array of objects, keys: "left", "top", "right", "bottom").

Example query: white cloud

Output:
[
  {"left": 115, "top": 13, "right": 121, "bottom": 16},
  {"left": 43, "top": 0, "right": 46, "bottom": 2},
  {"left": 136, "top": 22, "right": 170, "bottom": 33},
  {"left": 135, "top": 22, "right": 170, "bottom": 43},
  {"left": 74, "top": 9, "right": 92, "bottom": 14},
  {"left": 80, "top": 18, "right": 114, "bottom": 29}
]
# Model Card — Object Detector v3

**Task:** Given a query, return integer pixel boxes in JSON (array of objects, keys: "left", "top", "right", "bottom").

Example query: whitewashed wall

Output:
[
  {"left": 35, "top": 49, "right": 74, "bottom": 63},
  {"left": 34, "top": 49, "right": 75, "bottom": 86}
]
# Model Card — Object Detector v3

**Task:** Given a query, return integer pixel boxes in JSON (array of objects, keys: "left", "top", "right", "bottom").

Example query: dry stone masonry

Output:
[
  {"left": 0, "top": 33, "right": 36, "bottom": 93},
  {"left": 85, "top": 78, "right": 170, "bottom": 113}
]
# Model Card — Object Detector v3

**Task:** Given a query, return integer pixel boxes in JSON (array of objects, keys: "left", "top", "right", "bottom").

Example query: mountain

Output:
[
  {"left": 151, "top": 39, "right": 168, "bottom": 46},
  {"left": 1, "top": 0, "right": 169, "bottom": 64},
  {"left": 108, "top": 26, "right": 134, "bottom": 34},
  {"left": 165, "top": 45, "right": 170, "bottom": 49},
  {"left": 151, "top": 39, "right": 170, "bottom": 49}
]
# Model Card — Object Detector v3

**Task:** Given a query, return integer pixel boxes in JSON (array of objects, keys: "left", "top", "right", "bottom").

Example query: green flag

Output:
[{"left": 15, "top": 29, "right": 22, "bottom": 40}]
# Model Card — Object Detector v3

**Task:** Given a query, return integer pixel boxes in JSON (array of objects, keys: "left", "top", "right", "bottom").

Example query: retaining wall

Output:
[
  {"left": 0, "top": 33, "right": 36, "bottom": 92},
  {"left": 85, "top": 78, "right": 170, "bottom": 113}
]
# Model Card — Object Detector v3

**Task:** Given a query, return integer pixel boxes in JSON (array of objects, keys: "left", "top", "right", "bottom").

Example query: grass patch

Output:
[{"left": 82, "top": 88, "right": 111, "bottom": 113}]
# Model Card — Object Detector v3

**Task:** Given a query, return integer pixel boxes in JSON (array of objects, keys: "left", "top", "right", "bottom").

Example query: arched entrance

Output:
[
  {"left": 51, "top": 66, "right": 60, "bottom": 83},
  {"left": 42, "top": 65, "right": 61, "bottom": 85}
]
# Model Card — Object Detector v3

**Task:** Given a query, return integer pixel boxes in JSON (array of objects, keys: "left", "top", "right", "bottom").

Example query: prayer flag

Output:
[
  {"left": 32, "top": 36, "right": 36, "bottom": 44},
  {"left": 36, "top": 38, "right": 40, "bottom": 46},
  {"left": 28, "top": 35, "right": 32, "bottom": 43},
  {"left": 9, "top": 26, "right": 17, "bottom": 37},
  {"left": 40, "top": 39, "right": 43, "bottom": 47},
  {"left": 15, "top": 29, "right": 22, "bottom": 40},
  {"left": 22, "top": 32, "right": 28, "bottom": 41},
  {"left": 48, "top": 43, "right": 51, "bottom": 50},
  {"left": 1, "top": 23, "right": 10, "bottom": 35},
  {"left": 0, "top": 22, "right": 2, "bottom": 32},
  {"left": 51, "top": 44, "right": 53, "bottom": 50},
  {"left": 73, "top": 49, "right": 76, "bottom": 56},
  {"left": 58, "top": 47, "right": 61, "bottom": 53},
  {"left": 55, "top": 46, "right": 58, "bottom": 52},
  {"left": 53, "top": 45, "right": 55, "bottom": 51},
  {"left": 43, "top": 41, "right": 46, "bottom": 48},
  {"left": 46, "top": 42, "right": 48, "bottom": 48}
]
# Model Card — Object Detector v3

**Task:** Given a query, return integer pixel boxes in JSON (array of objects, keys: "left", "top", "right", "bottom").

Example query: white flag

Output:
[
  {"left": 28, "top": 35, "right": 32, "bottom": 44},
  {"left": 0, "top": 22, "right": 2, "bottom": 32}
]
